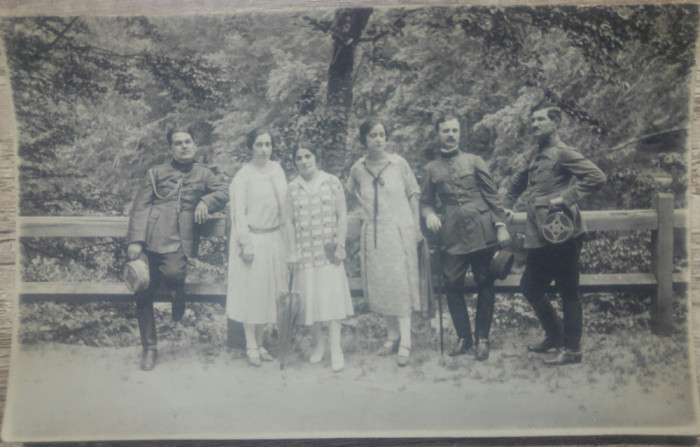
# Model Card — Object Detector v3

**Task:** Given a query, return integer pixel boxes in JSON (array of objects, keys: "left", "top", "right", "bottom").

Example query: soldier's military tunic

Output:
[
  {"left": 127, "top": 159, "right": 228, "bottom": 348},
  {"left": 420, "top": 149, "right": 507, "bottom": 343},
  {"left": 505, "top": 142, "right": 605, "bottom": 352}
]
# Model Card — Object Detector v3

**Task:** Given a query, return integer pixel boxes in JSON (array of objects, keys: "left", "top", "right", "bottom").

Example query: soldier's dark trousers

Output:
[
  {"left": 135, "top": 248, "right": 187, "bottom": 348},
  {"left": 520, "top": 236, "right": 583, "bottom": 351},
  {"left": 442, "top": 247, "right": 497, "bottom": 341}
]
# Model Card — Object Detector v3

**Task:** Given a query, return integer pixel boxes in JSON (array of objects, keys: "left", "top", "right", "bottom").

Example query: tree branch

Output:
[
  {"left": 602, "top": 127, "right": 689, "bottom": 156},
  {"left": 30, "top": 17, "right": 79, "bottom": 63}
]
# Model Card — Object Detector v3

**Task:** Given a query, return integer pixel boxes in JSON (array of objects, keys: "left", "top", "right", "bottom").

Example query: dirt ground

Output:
[{"left": 3, "top": 322, "right": 698, "bottom": 442}]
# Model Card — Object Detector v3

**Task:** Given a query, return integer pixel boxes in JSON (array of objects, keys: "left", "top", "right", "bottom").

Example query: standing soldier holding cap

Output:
[
  {"left": 504, "top": 106, "right": 606, "bottom": 366},
  {"left": 420, "top": 113, "right": 511, "bottom": 361}
]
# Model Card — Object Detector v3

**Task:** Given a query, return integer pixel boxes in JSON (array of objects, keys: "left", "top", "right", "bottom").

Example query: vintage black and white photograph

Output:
[{"left": 0, "top": 0, "right": 698, "bottom": 441}]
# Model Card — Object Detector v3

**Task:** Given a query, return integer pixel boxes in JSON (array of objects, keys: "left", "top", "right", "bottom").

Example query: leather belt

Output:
[{"left": 249, "top": 225, "right": 280, "bottom": 234}]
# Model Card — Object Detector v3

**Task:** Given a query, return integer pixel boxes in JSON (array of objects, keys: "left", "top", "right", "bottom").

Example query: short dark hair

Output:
[
  {"left": 531, "top": 106, "right": 562, "bottom": 124},
  {"left": 359, "top": 119, "right": 388, "bottom": 146},
  {"left": 293, "top": 142, "right": 322, "bottom": 168},
  {"left": 167, "top": 126, "right": 194, "bottom": 146},
  {"left": 246, "top": 127, "right": 275, "bottom": 151},
  {"left": 434, "top": 114, "right": 460, "bottom": 133}
]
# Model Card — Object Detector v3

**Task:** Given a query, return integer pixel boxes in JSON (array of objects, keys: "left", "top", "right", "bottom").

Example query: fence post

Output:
[
  {"left": 650, "top": 192, "right": 674, "bottom": 336},
  {"left": 227, "top": 319, "right": 246, "bottom": 349}
]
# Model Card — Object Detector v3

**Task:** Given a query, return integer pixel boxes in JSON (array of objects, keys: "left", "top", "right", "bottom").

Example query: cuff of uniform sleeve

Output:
[
  {"left": 200, "top": 197, "right": 213, "bottom": 210},
  {"left": 421, "top": 207, "right": 437, "bottom": 218}
]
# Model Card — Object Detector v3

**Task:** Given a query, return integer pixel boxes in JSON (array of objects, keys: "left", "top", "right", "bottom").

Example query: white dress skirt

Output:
[
  {"left": 287, "top": 172, "right": 354, "bottom": 326},
  {"left": 226, "top": 162, "right": 288, "bottom": 324}
]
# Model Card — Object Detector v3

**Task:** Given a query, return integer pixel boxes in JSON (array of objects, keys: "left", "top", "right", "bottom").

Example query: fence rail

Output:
[
  {"left": 18, "top": 208, "right": 689, "bottom": 238},
  {"left": 18, "top": 193, "right": 688, "bottom": 335}
]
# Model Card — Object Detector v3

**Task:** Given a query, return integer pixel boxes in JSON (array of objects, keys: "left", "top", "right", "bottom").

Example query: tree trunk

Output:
[{"left": 324, "top": 8, "right": 372, "bottom": 175}]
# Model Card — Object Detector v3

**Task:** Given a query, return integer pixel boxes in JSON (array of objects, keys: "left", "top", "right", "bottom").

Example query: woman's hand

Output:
[
  {"left": 287, "top": 260, "right": 299, "bottom": 273},
  {"left": 333, "top": 245, "right": 346, "bottom": 264},
  {"left": 415, "top": 224, "right": 425, "bottom": 244},
  {"left": 240, "top": 243, "right": 255, "bottom": 264},
  {"left": 287, "top": 252, "right": 300, "bottom": 270}
]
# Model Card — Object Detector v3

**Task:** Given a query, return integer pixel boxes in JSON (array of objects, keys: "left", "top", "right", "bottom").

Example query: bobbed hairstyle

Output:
[
  {"left": 293, "top": 142, "right": 322, "bottom": 168},
  {"left": 246, "top": 127, "right": 275, "bottom": 151},
  {"left": 434, "top": 113, "right": 460, "bottom": 133},
  {"left": 359, "top": 119, "right": 389, "bottom": 146},
  {"left": 167, "top": 126, "right": 194, "bottom": 146}
]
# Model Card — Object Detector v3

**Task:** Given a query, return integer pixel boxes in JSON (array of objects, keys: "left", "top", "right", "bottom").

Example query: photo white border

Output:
[{"left": 0, "top": 0, "right": 698, "bottom": 443}]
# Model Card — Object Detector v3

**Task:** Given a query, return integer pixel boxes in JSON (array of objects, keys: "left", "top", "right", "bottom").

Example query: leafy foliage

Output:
[
  {"left": 4, "top": 5, "right": 695, "bottom": 213},
  {"left": 4, "top": 5, "right": 695, "bottom": 346}
]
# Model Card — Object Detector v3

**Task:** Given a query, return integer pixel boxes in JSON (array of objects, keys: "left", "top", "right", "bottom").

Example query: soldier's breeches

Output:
[
  {"left": 134, "top": 249, "right": 188, "bottom": 348},
  {"left": 442, "top": 248, "right": 497, "bottom": 340},
  {"left": 521, "top": 237, "right": 583, "bottom": 350}
]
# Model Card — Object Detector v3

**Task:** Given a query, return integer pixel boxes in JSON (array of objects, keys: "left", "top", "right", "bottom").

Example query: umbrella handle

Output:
[{"left": 288, "top": 269, "right": 295, "bottom": 294}]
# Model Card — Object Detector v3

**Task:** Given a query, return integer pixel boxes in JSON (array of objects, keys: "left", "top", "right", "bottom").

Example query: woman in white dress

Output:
[
  {"left": 226, "top": 128, "right": 288, "bottom": 367},
  {"left": 284, "top": 143, "right": 354, "bottom": 372}
]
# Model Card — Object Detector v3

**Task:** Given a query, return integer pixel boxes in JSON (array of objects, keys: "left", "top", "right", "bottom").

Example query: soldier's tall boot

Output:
[
  {"left": 170, "top": 287, "right": 186, "bottom": 322},
  {"left": 136, "top": 296, "right": 158, "bottom": 371},
  {"left": 526, "top": 297, "right": 563, "bottom": 353}
]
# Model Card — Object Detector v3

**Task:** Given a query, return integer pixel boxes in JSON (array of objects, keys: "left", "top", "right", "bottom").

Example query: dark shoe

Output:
[
  {"left": 172, "top": 296, "right": 185, "bottom": 322},
  {"left": 475, "top": 339, "right": 490, "bottom": 361},
  {"left": 140, "top": 347, "right": 158, "bottom": 371},
  {"left": 396, "top": 345, "right": 410, "bottom": 367},
  {"left": 377, "top": 338, "right": 400, "bottom": 356},
  {"left": 527, "top": 337, "right": 561, "bottom": 353},
  {"left": 449, "top": 337, "right": 473, "bottom": 357},
  {"left": 543, "top": 348, "right": 582, "bottom": 366}
]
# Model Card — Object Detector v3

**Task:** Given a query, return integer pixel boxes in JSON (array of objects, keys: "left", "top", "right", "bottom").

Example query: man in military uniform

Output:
[
  {"left": 421, "top": 114, "right": 511, "bottom": 361},
  {"left": 126, "top": 126, "right": 228, "bottom": 371},
  {"left": 504, "top": 106, "right": 605, "bottom": 365}
]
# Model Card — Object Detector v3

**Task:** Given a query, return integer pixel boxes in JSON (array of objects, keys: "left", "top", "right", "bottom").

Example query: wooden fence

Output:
[{"left": 18, "top": 193, "right": 688, "bottom": 335}]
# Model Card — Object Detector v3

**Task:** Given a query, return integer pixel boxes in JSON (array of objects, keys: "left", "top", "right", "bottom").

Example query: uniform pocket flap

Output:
[{"left": 455, "top": 169, "right": 473, "bottom": 178}]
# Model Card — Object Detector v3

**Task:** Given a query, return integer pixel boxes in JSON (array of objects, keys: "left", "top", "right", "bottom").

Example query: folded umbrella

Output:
[{"left": 276, "top": 270, "right": 302, "bottom": 370}]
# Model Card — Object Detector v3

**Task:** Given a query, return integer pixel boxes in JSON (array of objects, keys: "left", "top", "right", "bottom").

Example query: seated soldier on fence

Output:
[
  {"left": 126, "top": 125, "right": 228, "bottom": 371},
  {"left": 504, "top": 106, "right": 606, "bottom": 366}
]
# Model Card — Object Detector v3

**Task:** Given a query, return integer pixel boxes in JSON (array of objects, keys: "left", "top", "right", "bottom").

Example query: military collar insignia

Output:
[
  {"left": 171, "top": 159, "right": 194, "bottom": 172},
  {"left": 439, "top": 148, "right": 459, "bottom": 159}
]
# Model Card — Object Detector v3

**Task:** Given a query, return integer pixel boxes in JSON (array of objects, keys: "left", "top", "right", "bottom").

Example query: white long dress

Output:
[{"left": 226, "top": 161, "right": 288, "bottom": 324}]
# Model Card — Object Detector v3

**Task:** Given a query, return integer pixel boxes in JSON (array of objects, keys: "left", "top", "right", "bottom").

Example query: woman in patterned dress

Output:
[
  {"left": 226, "top": 128, "right": 288, "bottom": 367},
  {"left": 284, "top": 143, "right": 354, "bottom": 372},
  {"left": 346, "top": 119, "right": 422, "bottom": 367}
]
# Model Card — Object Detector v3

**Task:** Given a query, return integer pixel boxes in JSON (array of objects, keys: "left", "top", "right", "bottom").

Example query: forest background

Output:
[{"left": 1, "top": 4, "right": 696, "bottom": 348}]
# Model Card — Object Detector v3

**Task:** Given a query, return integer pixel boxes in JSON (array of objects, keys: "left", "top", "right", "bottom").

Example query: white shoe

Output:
[
  {"left": 259, "top": 346, "right": 274, "bottom": 362},
  {"left": 310, "top": 340, "right": 325, "bottom": 364},
  {"left": 331, "top": 351, "right": 345, "bottom": 372}
]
